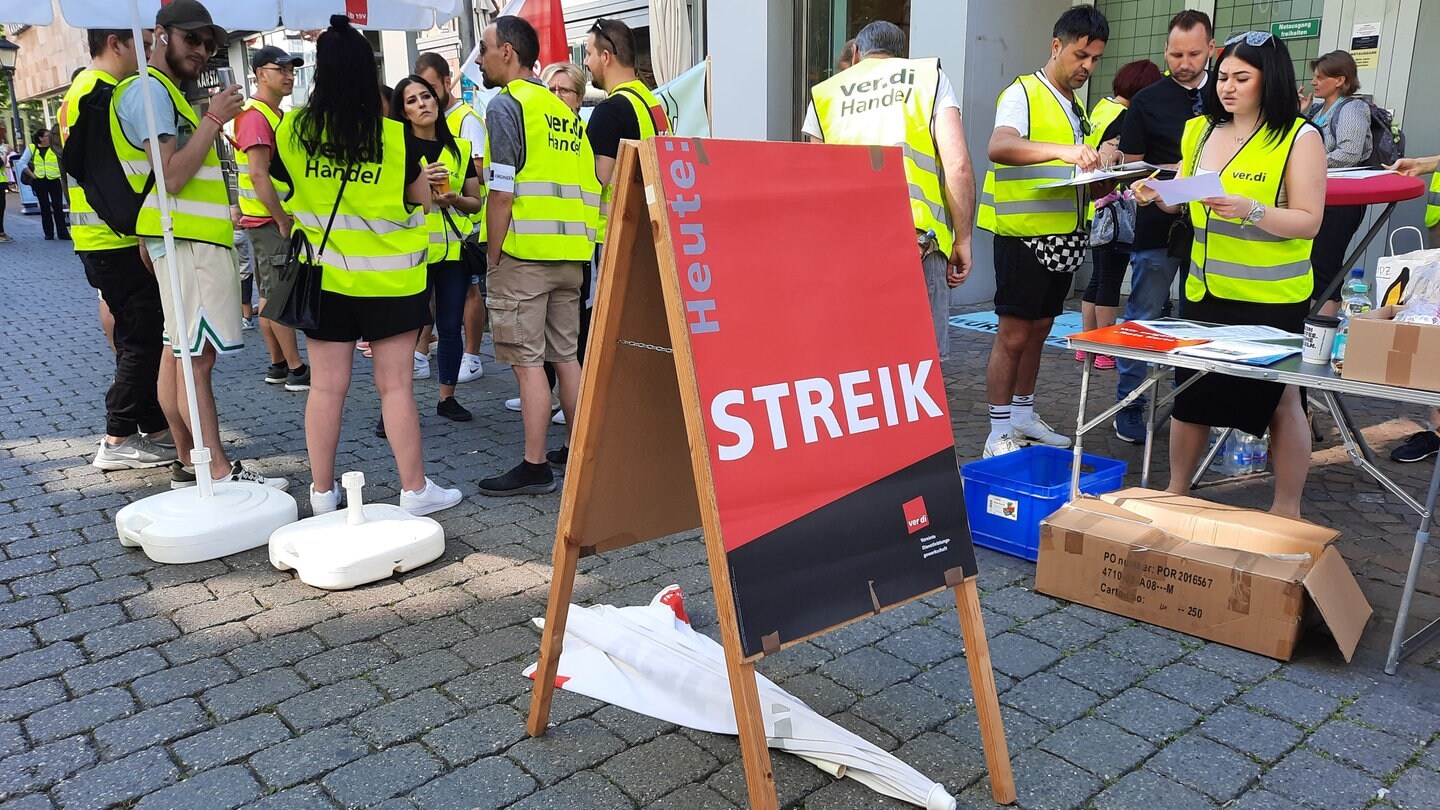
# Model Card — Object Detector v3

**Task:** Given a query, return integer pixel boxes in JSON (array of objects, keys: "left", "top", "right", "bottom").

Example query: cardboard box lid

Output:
[
  {"left": 1100, "top": 488, "right": 1340, "bottom": 555},
  {"left": 1304, "top": 545, "right": 1373, "bottom": 662}
]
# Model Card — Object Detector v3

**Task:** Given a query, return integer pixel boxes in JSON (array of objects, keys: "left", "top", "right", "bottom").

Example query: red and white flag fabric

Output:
[{"left": 497, "top": 0, "right": 569, "bottom": 67}]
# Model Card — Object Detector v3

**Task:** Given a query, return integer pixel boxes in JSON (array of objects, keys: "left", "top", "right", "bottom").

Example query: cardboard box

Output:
[
  {"left": 1340, "top": 305, "right": 1440, "bottom": 392},
  {"left": 1035, "top": 488, "right": 1371, "bottom": 661}
]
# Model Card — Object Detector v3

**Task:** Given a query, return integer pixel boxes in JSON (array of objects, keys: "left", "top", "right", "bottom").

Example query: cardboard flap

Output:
[
  {"left": 1101, "top": 488, "right": 1340, "bottom": 555},
  {"left": 1303, "top": 546, "right": 1373, "bottom": 662}
]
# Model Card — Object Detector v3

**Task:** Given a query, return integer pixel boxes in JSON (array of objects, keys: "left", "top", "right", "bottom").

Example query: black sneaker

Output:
[
  {"left": 285, "top": 364, "right": 311, "bottom": 392},
  {"left": 546, "top": 445, "right": 569, "bottom": 467},
  {"left": 375, "top": 415, "right": 386, "bottom": 438},
  {"left": 478, "top": 460, "right": 556, "bottom": 496},
  {"left": 437, "top": 397, "right": 473, "bottom": 422},
  {"left": 264, "top": 362, "right": 288, "bottom": 385},
  {"left": 1391, "top": 430, "right": 1440, "bottom": 464}
]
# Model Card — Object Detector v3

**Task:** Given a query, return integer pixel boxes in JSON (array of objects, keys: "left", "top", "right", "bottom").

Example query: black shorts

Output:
[
  {"left": 993, "top": 234, "right": 1075, "bottom": 320},
  {"left": 304, "top": 289, "right": 433, "bottom": 344}
]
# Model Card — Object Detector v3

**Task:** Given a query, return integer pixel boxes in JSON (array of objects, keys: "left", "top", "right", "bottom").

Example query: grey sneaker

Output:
[
  {"left": 93, "top": 435, "right": 178, "bottom": 470},
  {"left": 264, "top": 362, "right": 288, "bottom": 385},
  {"left": 169, "top": 462, "right": 196, "bottom": 489},
  {"left": 216, "top": 461, "right": 289, "bottom": 490},
  {"left": 284, "top": 365, "right": 311, "bottom": 392}
]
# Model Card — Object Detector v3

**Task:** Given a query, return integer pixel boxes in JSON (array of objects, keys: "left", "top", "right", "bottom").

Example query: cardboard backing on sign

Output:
[
  {"left": 1341, "top": 306, "right": 1440, "bottom": 392},
  {"left": 1035, "top": 489, "right": 1370, "bottom": 661}
]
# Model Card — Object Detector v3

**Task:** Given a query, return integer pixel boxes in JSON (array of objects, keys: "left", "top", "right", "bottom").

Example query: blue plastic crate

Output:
[{"left": 961, "top": 446, "right": 1127, "bottom": 562}]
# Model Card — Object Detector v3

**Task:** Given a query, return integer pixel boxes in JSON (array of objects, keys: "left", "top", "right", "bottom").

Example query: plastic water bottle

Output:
[
  {"left": 1333, "top": 270, "right": 1370, "bottom": 364},
  {"left": 1225, "top": 433, "right": 1248, "bottom": 477},
  {"left": 1252, "top": 433, "right": 1269, "bottom": 474}
]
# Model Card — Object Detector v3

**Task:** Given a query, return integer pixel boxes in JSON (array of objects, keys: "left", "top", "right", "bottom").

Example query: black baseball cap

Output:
[
  {"left": 155, "top": 0, "right": 228, "bottom": 48},
  {"left": 252, "top": 45, "right": 303, "bottom": 70}
]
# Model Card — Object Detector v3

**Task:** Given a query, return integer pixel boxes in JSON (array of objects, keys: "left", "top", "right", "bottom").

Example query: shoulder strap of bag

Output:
[
  {"left": 440, "top": 204, "right": 471, "bottom": 241},
  {"left": 316, "top": 172, "right": 350, "bottom": 255}
]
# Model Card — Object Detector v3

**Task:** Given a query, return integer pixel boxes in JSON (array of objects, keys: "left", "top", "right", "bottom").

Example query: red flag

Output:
[{"left": 501, "top": 0, "right": 569, "bottom": 70}]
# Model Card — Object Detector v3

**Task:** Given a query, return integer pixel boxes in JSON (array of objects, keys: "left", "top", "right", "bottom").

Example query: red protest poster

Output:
[{"left": 652, "top": 137, "right": 977, "bottom": 655}]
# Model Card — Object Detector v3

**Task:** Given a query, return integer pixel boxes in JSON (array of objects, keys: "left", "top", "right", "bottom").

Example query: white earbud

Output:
[{"left": 159, "top": 33, "right": 169, "bottom": 46}]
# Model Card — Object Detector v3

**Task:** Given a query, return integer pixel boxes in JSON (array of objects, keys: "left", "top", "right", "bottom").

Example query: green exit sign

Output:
[{"left": 1272, "top": 18, "right": 1321, "bottom": 39}]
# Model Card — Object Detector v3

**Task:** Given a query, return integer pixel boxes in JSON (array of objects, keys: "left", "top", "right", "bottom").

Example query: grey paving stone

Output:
[
  {"left": 851, "top": 682, "right": 960, "bottom": 740},
  {"left": 451, "top": 623, "right": 535, "bottom": 669},
  {"left": 93, "top": 697, "right": 209, "bottom": 758},
  {"left": 24, "top": 686, "right": 136, "bottom": 743},
  {"left": 1343, "top": 692, "right": 1440, "bottom": 744},
  {"left": 276, "top": 678, "right": 385, "bottom": 731},
  {"left": 123, "top": 582, "right": 212, "bottom": 619},
  {"left": 380, "top": 616, "right": 471, "bottom": 659},
  {"left": 1262, "top": 748, "right": 1384, "bottom": 809},
  {"left": 1195, "top": 703, "right": 1304, "bottom": 764},
  {"left": 0, "top": 721, "right": 24, "bottom": 758},
  {"left": 0, "top": 595, "right": 64, "bottom": 630},
  {"left": 369, "top": 648, "right": 470, "bottom": 697},
  {"left": 504, "top": 717, "right": 627, "bottom": 786},
  {"left": 1092, "top": 769, "right": 1214, "bottom": 810},
  {"left": 0, "top": 794, "right": 55, "bottom": 810},
  {"left": 321, "top": 743, "right": 444, "bottom": 808},
  {"left": 61, "top": 574, "right": 150, "bottom": 609},
  {"left": 62, "top": 647, "right": 167, "bottom": 694},
  {"left": 510, "top": 770, "right": 636, "bottom": 809},
  {"left": 51, "top": 747, "right": 179, "bottom": 810},
  {"left": 1099, "top": 625, "right": 1189, "bottom": 666},
  {"left": 158, "top": 622, "right": 258, "bottom": 665},
  {"left": 313, "top": 607, "right": 408, "bottom": 648},
  {"left": 1240, "top": 678, "right": 1341, "bottom": 728},
  {"left": 0, "top": 734, "right": 97, "bottom": 796},
  {"left": 1145, "top": 733, "right": 1261, "bottom": 801},
  {"left": 597, "top": 734, "right": 720, "bottom": 804},
  {"left": 801, "top": 776, "right": 912, "bottom": 809},
  {"left": 1184, "top": 643, "right": 1282, "bottom": 683},
  {"left": 133, "top": 765, "right": 264, "bottom": 810},
  {"left": 10, "top": 566, "right": 97, "bottom": 598},
  {"left": 1223, "top": 789, "right": 1308, "bottom": 810},
  {"left": 173, "top": 594, "right": 266, "bottom": 634},
  {"left": 250, "top": 726, "right": 373, "bottom": 789},
  {"left": 705, "top": 749, "right": 832, "bottom": 808},
  {"left": 999, "top": 672, "right": 1102, "bottom": 728},
  {"left": 753, "top": 641, "right": 833, "bottom": 681},
  {"left": 874, "top": 624, "right": 964, "bottom": 668},
  {"left": 808, "top": 616, "right": 894, "bottom": 656},
  {"left": 1277, "top": 658, "right": 1378, "bottom": 699},
  {"left": 202, "top": 667, "right": 309, "bottom": 722},
  {"left": 0, "top": 626, "right": 37, "bottom": 660},
  {"left": 1095, "top": 687, "right": 1200, "bottom": 743},
  {"left": 411, "top": 756, "right": 538, "bottom": 810},
  {"left": 817, "top": 647, "right": 917, "bottom": 697},
  {"left": 943, "top": 706, "right": 1049, "bottom": 753},
  {"left": 645, "top": 784, "right": 741, "bottom": 810},
  {"left": 225, "top": 630, "right": 326, "bottom": 676},
  {"left": 1010, "top": 748, "right": 1102, "bottom": 810},
  {"left": 0, "top": 553, "right": 55, "bottom": 581},
  {"left": 1048, "top": 647, "right": 1149, "bottom": 699},
  {"left": 0, "top": 641, "right": 83, "bottom": 688},
  {"left": 172, "top": 712, "right": 293, "bottom": 772},
  {"left": 352, "top": 687, "right": 464, "bottom": 747},
  {"left": 771, "top": 672, "right": 857, "bottom": 717},
  {"left": 1012, "top": 611, "right": 1108, "bottom": 652},
  {"left": 250, "top": 784, "right": 341, "bottom": 809},
  {"left": 982, "top": 587, "right": 1060, "bottom": 621},
  {"left": 130, "top": 656, "right": 239, "bottom": 706},
  {"left": 516, "top": 687, "right": 603, "bottom": 726},
  {"left": 0, "top": 678, "right": 68, "bottom": 722},
  {"left": 1038, "top": 717, "right": 1154, "bottom": 780},
  {"left": 295, "top": 640, "right": 397, "bottom": 685},
  {"left": 422, "top": 703, "right": 528, "bottom": 766},
  {"left": 1306, "top": 719, "right": 1422, "bottom": 777},
  {"left": 911, "top": 655, "right": 1016, "bottom": 707},
  {"left": 1389, "top": 767, "right": 1440, "bottom": 809},
  {"left": 893, "top": 731, "right": 987, "bottom": 793},
  {"left": 81, "top": 616, "right": 181, "bottom": 658},
  {"left": 444, "top": 663, "right": 531, "bottom": 710},
  {"left": 985, "top": 632, "right": 1062, "bottom": 679},
  {"left": 1139, "top": 661, "right": 1242, "bottom": 712},
  {"left": 246, "top": 600, "right": 340, "bottom": 638},
  {"left": 33, "top": 603, "right": 125, "bottom": 643}
]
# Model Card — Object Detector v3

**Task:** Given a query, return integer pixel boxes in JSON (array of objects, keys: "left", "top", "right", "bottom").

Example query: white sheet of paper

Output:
[{"left": 1145, "top": 172, "right": 1226, "bottom": 205}]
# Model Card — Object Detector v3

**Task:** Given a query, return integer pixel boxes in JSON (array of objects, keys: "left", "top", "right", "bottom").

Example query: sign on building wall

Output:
[
  {"left": 1352, "top": 21, "right": 1382, "bottom": 70},
  {"left": 1271, "top": 18, "right": 1320, "bottom": 40}
]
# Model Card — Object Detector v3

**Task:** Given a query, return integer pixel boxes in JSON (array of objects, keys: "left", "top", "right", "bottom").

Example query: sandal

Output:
[{"left": 357, "top": 341, "right": 373, "bottom": 359}]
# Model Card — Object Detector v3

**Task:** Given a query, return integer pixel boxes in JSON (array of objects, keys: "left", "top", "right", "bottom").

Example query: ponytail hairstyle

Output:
[{"left": 295, "top": 14, "right": 382, "bottom": 165}]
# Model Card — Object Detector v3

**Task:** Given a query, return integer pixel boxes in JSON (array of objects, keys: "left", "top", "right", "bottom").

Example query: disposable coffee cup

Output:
[{"left": 1302, "top": 315, "right": 1340, "bottom": 364}]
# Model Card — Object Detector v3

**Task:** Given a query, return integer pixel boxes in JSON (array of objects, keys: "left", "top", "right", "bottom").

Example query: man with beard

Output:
[
  {"left": 111, "top": 0, "right": 287, "bottom": 489},
  {"left": 976, "top": 4, "right": 1107, "bottom": 458},
  {"left": 1111, "top": 10, "right": 1214, "bottom": 444}
]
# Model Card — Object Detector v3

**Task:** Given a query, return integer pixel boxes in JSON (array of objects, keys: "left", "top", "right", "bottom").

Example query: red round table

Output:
[{"left": 1314, "top": 173, "right": 1427, "bottom": 309}]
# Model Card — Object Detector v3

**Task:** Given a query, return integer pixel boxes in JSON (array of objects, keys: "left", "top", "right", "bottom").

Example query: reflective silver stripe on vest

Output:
[
  {"left": 70, "top": 212, "right": 106, "bottom": 227},
  {"left": 1429, "top": 191, "right": 1440, "bottom": 207},
  {"left": 1189, "top": 260, "right": 1205, "bottom": 283},
  {"left": 1204, "top": 218, "right": 1286, "bottom": 242},
  {"left": 514, "top": 181, "right": 603, "bottom": 206},
  {"left": 191, "top": 165, "right": 226, "bottom": 182},
  {"left": 318, "top": 248, "right": 429, "bottom": 273},
  {"left": 1201, "top": 257, "right": 1310, "bottom": 282},
  {"left": 141, "top": 196, "right": 231, "bottom": 220},
  {"left": 429, "top": 230, "right": 448, "bottom": 244},
  {"left": 1194, "top": 227, "right": 1206, "bottom": 246},
  {"left": 509, "top": 219, "right": 596, "bottom": 239},
  {"left": 238, "top": 188, "right": 260, "bottom": 200},
  {"left": 992, "top": 199, "right": 1075, "bottom": 215},
  {"left": 899, "top": 143, "right": 939, "bottom": 175},
  {"left": 907, "top": 183, "right": 947, "bottom": 222},
  {"left": 993, "top": 166, "right": 1073, "bottom": 181},
  {"left": 292, "top": 211, "right": 417, "bottom": 235},
  {"left": 980, "top": 189, "right": 995, "bottom": 208}
]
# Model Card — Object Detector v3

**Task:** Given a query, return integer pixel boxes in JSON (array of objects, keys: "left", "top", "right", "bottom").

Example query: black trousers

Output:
[
  {"left": 32, "top": 179, "right": 68, "bottom": 239},
  {"left": 82, "top": 248, "right": 168, "bottom": 437}
]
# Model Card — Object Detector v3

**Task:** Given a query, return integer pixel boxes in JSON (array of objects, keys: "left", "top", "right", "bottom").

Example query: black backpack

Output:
[
  {"left": 1332, "top": 96, "right": 1405, "bottom": 168},
  {"left": 61, "top": 78, "right": 150, "bottom": 235}
]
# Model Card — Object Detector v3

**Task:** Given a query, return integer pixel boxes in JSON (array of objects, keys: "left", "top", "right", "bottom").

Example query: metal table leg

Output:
[
  {"left": 1191, "top": 427, "right": 1232, "bottom": 490},
  {"left": 1072, "top": 358, "right": 1092, "bottom": 499},
  {"left": 1141, "top": 365, "right": 1162, "bottom": 489},
  {"left": 1385, "top": 456, "right": 1440, "bottom": 674},
  {"left": 1324, "top": 391, "right": 1426, "bottom": 515}
]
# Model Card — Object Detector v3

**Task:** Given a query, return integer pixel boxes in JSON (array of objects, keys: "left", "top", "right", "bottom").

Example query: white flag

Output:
[{"left": 654, "top": 59, "right": 710, "bottom": 138}]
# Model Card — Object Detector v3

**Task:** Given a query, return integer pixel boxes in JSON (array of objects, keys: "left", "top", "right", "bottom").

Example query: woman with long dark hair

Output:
[
  {"left": 271, "top": 15, "right": 462, "bottom": 516},
  {"left": 1133, "top": 31, "right": 1325, "bottom": 518},
  {"left": 390, "top": 75, "right": 484, "bottom": 424}
]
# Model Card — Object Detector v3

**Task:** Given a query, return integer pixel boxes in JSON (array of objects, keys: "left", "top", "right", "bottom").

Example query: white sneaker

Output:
[
  {"left": 400, "top": 477, "right": 462, "bottom": 516},
  {"left": 983, "top": 434, "right": 1022, "bottom": 459},
  {"left": 457, "top": 354, "right": 484, "bottom": 383},
  {"left": 551, "top": 410, "right": 566, "bottom": 425},
  {"left": 413, "top": 352, "right": 431, "bottom": 380},
  {"left": 93, "top": 434, "right": 177, "bottom": 470},
  {"left": 216, "top": 461, "right": 289, "bottom": 490},
  {"left": 310, "top": 480, "right": 345, "bottom": 515},
  {"left": 1013, "top": 418, "right": 1072, "bottom": 448},
  {"left": 504, "top": 396, "right": 522, "bottom": 412}
]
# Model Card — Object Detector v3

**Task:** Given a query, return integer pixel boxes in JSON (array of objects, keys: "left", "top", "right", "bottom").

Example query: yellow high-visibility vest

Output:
[
  {"left": 32, "top": 147, "right": 60, "bottom": 180},
  {"left": 977, "top": 73, "right": 1083, "bottom": 237},
  {"left": 596, "top": 79, "right": 669, "bottom": 243},
  {"left": 424, "top": 137, "right": 469, "bottom": 264},
  {"left": 812, "top": 57, "right": 953, "bottom": 255},
  {"left": 444, "top": 101, "right": 487, "bottom": 239},
  {"left": 1183, "top": 116, "right": 1313, "bottom": 304},
  {"left": 492, "top": 80, "right": 600, "bottom": 262},
  {"left": 109, "top": 67, "right": 233, "bottom": 246},
  {"left": 232, "top": 99, "right": 290, "bottom": 220},
  {"left": 60, "top": 68, "right": 137, "bottom": 251},
  {"left": 1425, "top": 172, "right": 1440, "bottom": 229},
  {"left": 1085, "top": 97, "right": 1125, "bottom": 149},
  {"left": 274, "top": 115, "right": 427, "bottom": 298}
]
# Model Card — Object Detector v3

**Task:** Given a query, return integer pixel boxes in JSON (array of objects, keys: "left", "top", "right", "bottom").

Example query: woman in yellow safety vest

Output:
[
  {"left": 391, "top": 75, "right": 484, "bottom": 425},
  {"left": 270, "top": 15, "right": 462, "bottom": 517},
  {"left": 1132, "top": 31, "right": 1326, "bottom": 520}
]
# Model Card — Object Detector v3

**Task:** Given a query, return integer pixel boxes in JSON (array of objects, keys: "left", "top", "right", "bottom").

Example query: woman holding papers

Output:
[
  {"left": 1304, "top": 51, "right": 1371, "bottom": 315},
  {"left": 1131, "top": 31, "right": 1325, "bottom": 519}
]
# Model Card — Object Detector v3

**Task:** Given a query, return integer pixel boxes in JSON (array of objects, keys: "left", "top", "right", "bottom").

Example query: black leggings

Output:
[{"left": 1083, "top": 243, "right": 1131, "bottom": 307}]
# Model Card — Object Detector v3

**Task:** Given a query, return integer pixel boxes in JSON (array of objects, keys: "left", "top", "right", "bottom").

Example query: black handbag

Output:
[
  {"left": 263, "top": 174, "right": 349, "bottom": 331},
  {"left": 440, "top": 205, "right": 487, "bottom": 282}
]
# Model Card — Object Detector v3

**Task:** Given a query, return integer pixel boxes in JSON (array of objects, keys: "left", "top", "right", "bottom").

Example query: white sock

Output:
[
  {"left": 988, "top": 404, "right": 1011, "bottom": 443},
  {"left": 463, "top": 352, "right": 482, "bottom": 363},
  {"left": 1011, "top": 394, "right": 1036, "bottom": 427},
  {"left": 414, "top": 351, "right": 427, "bottom": 363}
]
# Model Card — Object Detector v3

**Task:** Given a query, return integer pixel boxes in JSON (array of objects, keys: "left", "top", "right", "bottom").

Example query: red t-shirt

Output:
[{"left": 234, "top": 99, "right": 281, "bottom": 228}]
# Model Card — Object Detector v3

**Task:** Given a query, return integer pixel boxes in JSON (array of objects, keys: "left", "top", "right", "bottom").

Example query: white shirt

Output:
[
  {"left": 801, "top": 66, "right": 960, "bottom": 140},
  {"left": 446, "top": 100, "right": 486, "bottom": 162},
  {"left": 993, "top": 71, "right": 1083, "bottom": 144}
]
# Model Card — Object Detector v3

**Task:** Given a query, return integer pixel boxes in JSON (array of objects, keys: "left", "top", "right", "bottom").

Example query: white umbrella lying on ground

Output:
[{"left": 524, "top": 585, "right": 960, "bottom": 810}]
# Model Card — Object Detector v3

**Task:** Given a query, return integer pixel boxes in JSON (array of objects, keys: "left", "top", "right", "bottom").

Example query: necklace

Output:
[{"left": 1230, "top": 119, "right": 1261, "bottom": 143}]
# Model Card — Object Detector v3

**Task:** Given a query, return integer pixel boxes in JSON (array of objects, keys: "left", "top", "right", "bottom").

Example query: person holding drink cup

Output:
[{"left": 391, "top": 75, "right": 484, "bottom": 423}]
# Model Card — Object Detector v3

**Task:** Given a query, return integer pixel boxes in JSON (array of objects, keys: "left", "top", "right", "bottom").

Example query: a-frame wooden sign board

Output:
[{"left": 527, "top": 137, "right": 1016, "bottom": 807}]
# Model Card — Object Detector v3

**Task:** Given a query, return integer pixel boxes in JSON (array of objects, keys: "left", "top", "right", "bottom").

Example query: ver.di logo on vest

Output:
[
  {"left": 544, "top": 113, "right": 583, "bottom": 153},
  {"left": 837, "top": 66, "right": 918, "bottom": 116}
]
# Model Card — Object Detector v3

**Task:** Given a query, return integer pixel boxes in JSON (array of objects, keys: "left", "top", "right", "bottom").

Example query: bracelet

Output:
[
  {"left": 204, "top": 112, "right": 224, "bottom": 128},
  {"left": 1242, "top": 198, "right": 1266, "bottom": 227}
]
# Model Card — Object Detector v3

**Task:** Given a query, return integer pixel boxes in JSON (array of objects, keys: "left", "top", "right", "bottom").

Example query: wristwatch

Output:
[{"left": 1242, "top": 199, "right": 1266, "bottom": 227}]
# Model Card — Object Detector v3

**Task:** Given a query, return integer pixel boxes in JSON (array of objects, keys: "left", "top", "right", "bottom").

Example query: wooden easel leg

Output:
[
  {"left": 955, "top": 577, "right": 1017, "bottom": 804},
  {"left": 723, "top": 655, "right": 779, "bottom": 810},
  {"left": 526, "top": 535, "right": 582, "bottom": 737}
]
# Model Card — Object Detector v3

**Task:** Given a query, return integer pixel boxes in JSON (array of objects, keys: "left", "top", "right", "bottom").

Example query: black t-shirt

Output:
[
  {"left": 270, "top": 132, "right": 424, "bottom": 189},
  {"left": 585, "top": 94, "right": 642, "bottom": 160},
  {"left": 1119, "top": 77, "right": 1205, "bottom": 251},
  {"left": 1100, "top": 110, "right": 1126, "bottom": 145},
  {"left": 409, "top": 134, "right": 479, "bottom": 183}
]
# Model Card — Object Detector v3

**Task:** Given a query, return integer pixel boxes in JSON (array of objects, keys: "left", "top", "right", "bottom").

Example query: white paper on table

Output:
[
  {"left": 1144, "top": 172, "right": 1226, "bottom": 205},
  {"left": 1173, "top": 340, "right": 1301, "bottom": 364},
  {"left": 1327, "top": 168, "right": 1397, "bottom": 179}
]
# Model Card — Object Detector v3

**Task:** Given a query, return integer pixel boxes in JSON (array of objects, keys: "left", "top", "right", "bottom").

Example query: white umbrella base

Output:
[
  {"left": 117, "top": 483, "right": 298, "bottom": 564},
  {"left": 269, "top": 505, "right": 443, "bottom": 590}
]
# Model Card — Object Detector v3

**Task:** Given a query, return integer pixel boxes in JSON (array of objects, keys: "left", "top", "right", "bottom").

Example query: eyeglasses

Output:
[
  {"left": 172, "top": 28, "right": 219, "bottom": 55},
  {"left": 549, "top": 85, "right": 579, "bottom": 97},
  {"left": 1225, "top": 30, "right": 1275, "bottom": 47},
  {"left": 259, "top": 65, "right": 295, "bottom": 75},
  {"left": 1070, "top": 100, "right": 1093, "bottom": 138}
]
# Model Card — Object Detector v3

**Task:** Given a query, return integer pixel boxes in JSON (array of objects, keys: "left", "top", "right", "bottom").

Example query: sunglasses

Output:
[
  {"left": 171, "top": 28, "right": 219, "bottom": 55},
  {"left": 1225, "top": 30, "right": 1276, "bottom": 47},
  {"left": 590, "top": 19, "right": 625, "bottom": 55},
  {"left": 1070, "top": 100, "right": 1093, "bottom": 138}
]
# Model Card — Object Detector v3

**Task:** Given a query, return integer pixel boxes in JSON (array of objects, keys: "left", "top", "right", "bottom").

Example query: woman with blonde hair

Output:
[{"left": 541, "top": 62, "right": 586, "bottom": 114}]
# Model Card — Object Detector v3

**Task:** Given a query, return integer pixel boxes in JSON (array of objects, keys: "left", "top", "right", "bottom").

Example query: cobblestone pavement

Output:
[{"left": 1, "top": 204, "right": 1438, "bottom": 809}]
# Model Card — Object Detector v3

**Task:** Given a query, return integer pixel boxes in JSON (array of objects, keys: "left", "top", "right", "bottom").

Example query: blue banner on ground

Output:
[{"left": 949, "top": 310, "right": 1085, "bottom": 349}]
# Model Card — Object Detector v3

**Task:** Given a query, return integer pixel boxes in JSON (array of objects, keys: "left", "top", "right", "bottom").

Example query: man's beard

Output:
[{"left": 165, "top": 43, "right": 200, "bottom": 82}]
